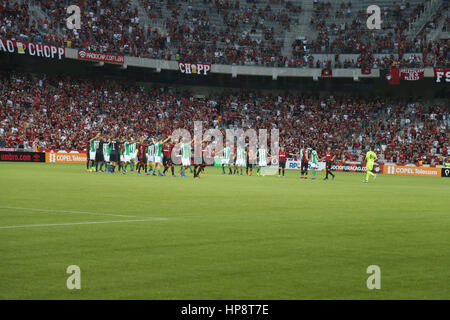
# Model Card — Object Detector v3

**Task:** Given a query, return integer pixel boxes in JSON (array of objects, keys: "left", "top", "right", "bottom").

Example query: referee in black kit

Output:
[{"left": 94, "top": 134, "right": 105, "bottom": 172}]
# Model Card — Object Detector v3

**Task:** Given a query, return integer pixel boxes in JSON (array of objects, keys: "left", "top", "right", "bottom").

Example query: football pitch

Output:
[{"left": 0, "top": 163, "right": 449, "bottom": 299}]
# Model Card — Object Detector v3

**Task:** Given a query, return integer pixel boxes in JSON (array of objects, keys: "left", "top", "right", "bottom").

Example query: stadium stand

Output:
[{"left": 1, "top": 0, "right": 448, "bottom": 67}]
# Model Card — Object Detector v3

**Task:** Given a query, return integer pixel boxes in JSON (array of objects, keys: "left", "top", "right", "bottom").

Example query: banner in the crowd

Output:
[
  {"left": 400, "top": 69, "right": 425, "bottom": 81},
  {"left": 0, "top": 147, "right": 14, "bottom": 152},
  {"left": 434, "top": 68, "right": 450, "bottom": 83},
  {"left": 381, "top": 69, "right": 425, "bottom": 85},
  {"left": 285, "top": 161, "right": 326, "bottom": 171},
  {"left": 441, "top": 168, "right": 450, "bottom": 178},
  {"left": 45, "top": 151, "right": 87, "bottom": 163},
  {"left": 77, "top": 50, "right": 125, "bottom": 64},
  {"left": 178, "top": 62, "right": 211, "bottom": 75},
  {"left": 0, "top": 151, "right": 45, "bottom": 162},
  {"left": 0, "top": 38, "right": 65, "bottom": 60},
  {"left": 361, "top": 68, "right": 372, "bottom": 75},
  {"left": 381, "top": 68, "right": 400, "bottom": 85},
  {"left": 384, "top": 165, "right": 441, "bottom": 177}
]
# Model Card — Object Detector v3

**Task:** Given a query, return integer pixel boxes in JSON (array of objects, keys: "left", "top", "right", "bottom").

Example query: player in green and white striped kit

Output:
[
  {"left": 180, "top": 139, "right": 193, "bottom": 178},
  {"left": 310, "top": 147, "right": 319, "bottom": 180},
  {"left": 88, "top": 133, "right": 100, "bottom": 172},
  {"left": 119, "top": 139, "right": 131, "bottom": 173},
  {"left": 102, "top": 141, "right": 111, "bottom": 172},
  {"left": 129, "top": 141, "right": 138, "bottom": 172},
  {"left": 256, "top": 147, "right": 269, "bottom": 176},
  {"left": 235, "top": 146, "right": 247, "bottom": 175},
  {"left": 148, "top": 142, "right": 155, "bottom": 175},
  {"left": 152, "top": 136, "right": 171, "bottom": 176},
  {"left": 221, "top": 146, "right": 232, "bottom": 175}
]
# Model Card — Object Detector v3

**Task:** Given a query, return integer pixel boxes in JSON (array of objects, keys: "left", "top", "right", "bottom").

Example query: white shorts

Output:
[
  {"left": 236, "top": 159, "right": 246, "bottom": 167},
  {"left": 221, "top": 159, "right": 230, "bottom": 165},
  {"left": 89, "top": 151, "right": 96, "bottom": 160},
  {"left": 131, "top": 153, "right": 137, "bottom": 161},
  {"left": 104, "top": 155, "right": 110, "bottom": 162},
  {"left": 154, "top": 156, "right": 162, "bottom": 164},
  {"left": 182, "top": 158, "right": 191, "bottom": 166},
  {"left": 259, "top": 161, "right": 267, "bottom": 167},
  {"left": 120, "top": 155, "right": 126, "bottom": 162},
  {"left": 311, "top": 162, "right": 317, "bottom": 169}
]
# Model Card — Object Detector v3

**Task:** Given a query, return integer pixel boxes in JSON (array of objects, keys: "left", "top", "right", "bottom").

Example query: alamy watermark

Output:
[
  {"left": 366, "top": 265, "right": 381, "bottom": 289},
  {"left": 66, "top": 265, "right": 81, "bottom": 290},
  {"left": 367, "top": 5, "right": 382, "bottom": 30},
  {"left": 66, "top": 5, "right": 81, "bottom": 30}
]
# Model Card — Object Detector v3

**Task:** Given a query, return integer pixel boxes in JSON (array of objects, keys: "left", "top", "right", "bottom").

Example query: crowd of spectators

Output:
[
  {"left": 1, "top": 72, "right": 448, "bottom": 165},
  {"left": 1, "top": 0, "right": 448, "bottom": 68},
  {"left": 310, "top": 0, "right": 429, "bottom": 53},
  {"left": 306, "top": 0, "right": 450, "bottom": 69},
  {"left": 151, "top": 0, "right": 296, "bottom": 66}
]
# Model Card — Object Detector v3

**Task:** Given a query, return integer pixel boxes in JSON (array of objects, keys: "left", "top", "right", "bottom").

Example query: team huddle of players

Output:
[
  {"left": 87, "top": 133, "right": 210, "bottom": 178},
  {"left": 87, "top": 133, "right": 378, "bottom": 182},
  {"left": 220, "top": 144, "right": 336, "bottom": 180}
]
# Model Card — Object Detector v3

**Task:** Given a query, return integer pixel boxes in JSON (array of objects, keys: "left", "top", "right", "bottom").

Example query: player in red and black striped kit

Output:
[
  {"left": 246, "top": 148, "right": 254, "bottom": 176},
  {"left": 324, "top": 147, "right": 335, "bottom": 180},
  {"left": 278, "top": 147, "right": 288, "bottom": 177},
  {"left": 278, "top": 147, "right": 297, "bottom": 177},
  {"left": 193, "top": 141, "right": 208, "bottom": 179},
  {"left": 162, "top": 141, "right": 176, "bottom": 177},
  {"left": 136, "top": 138, "right": 148, "bottom": 175},
  {"left": 300, "top": 145, "right": 309, "bottom": 179}
]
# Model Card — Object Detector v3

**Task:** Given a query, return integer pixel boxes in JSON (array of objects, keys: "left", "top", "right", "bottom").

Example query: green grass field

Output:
[{"left": 0, "top": 162, "right": 449, "bottom": 299}]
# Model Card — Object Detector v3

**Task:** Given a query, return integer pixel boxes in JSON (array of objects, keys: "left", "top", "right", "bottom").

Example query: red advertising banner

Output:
[
  {"left": 434, "top": 68, "right": 450, "bottom": 83},
  {"left": 0, "top": 38, "right": 65, "bottom": 60},
  {"left": 178, "top": 62, "right": 211, "bottom": 75},
  {"left": 77, "top": 50, "right": 125, "bottom": 64},
  {"left": 0, "top": 151, "right": 46, "bottom": 162}
]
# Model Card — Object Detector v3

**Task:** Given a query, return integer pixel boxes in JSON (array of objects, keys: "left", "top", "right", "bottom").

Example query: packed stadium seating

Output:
[
  {"left": 0, "top": 72, "right": 448, "bottom": 165},
  {"left": 1, "top": 0, "right": 448, "bottom": 67}
]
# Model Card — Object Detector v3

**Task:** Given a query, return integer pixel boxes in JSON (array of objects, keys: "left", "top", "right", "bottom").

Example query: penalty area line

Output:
[
  {"left": 0, "top": 218, "right": 168, "bottom": 230},
  {"left": 0, "top": 206, "right": 141, "bottom": 218}
]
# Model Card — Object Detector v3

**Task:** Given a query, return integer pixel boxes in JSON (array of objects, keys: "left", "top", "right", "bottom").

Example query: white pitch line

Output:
[
  {"left": 0, "top": 206, "right": 140, "bottom": 218},
  {"left": 0, "top": 218, "right": 168, "bottom": 230}
]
